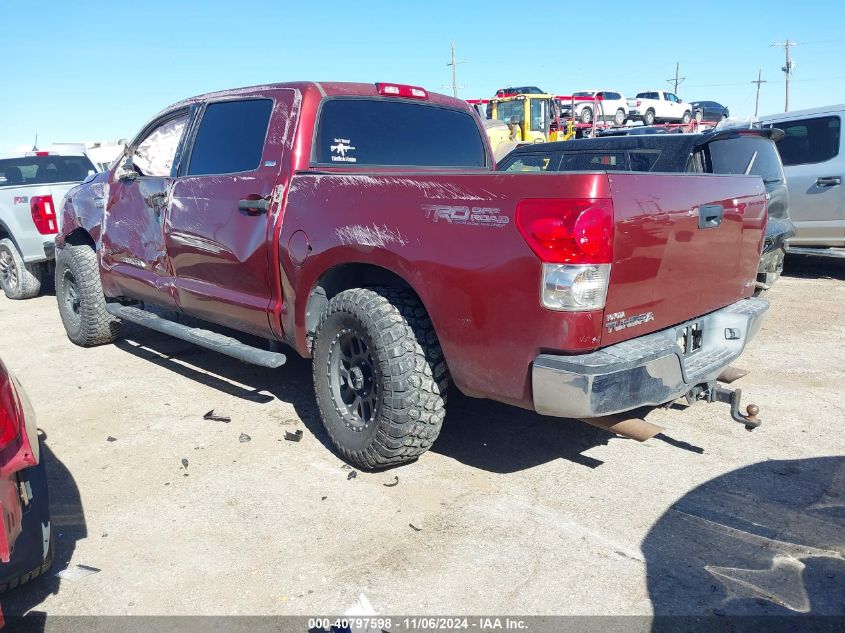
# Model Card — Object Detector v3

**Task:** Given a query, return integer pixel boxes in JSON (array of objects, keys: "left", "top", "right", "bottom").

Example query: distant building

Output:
[{"left": 51, "top": 140, "right": 127, "bottom": 171}]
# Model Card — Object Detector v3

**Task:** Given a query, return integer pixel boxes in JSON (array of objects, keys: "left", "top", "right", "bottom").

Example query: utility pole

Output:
[
  {"left": 446, "top": 41, "right": 465, "bottom": 98},
  {"left": 751, "top": 69, "right": 767, "bottom": 118},
  {"left": 666, "top": 62, "right": 685, "bottom": 94},
  {"left": 771, "top": 40, "right": 798, "bottom": 111}
]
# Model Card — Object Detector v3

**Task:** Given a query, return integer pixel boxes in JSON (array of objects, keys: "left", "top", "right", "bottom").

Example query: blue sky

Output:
[{"left": 2, "top": 0, "right": 844, "bottom": 152}]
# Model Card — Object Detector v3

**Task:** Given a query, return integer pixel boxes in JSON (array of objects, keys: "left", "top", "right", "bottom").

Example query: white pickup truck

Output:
[
  {"left": 0, "top": 151, "right": 98, "bottom": 299},
  {"left": 628, "top": 90, "right": 693, "bottom": 126}
]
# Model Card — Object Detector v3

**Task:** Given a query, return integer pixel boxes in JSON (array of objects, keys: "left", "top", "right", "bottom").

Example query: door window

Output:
[
  {"left": 187, "top": 99, "right": 273, "bottom": 176},
  {"left": 769, "top": 116, "right": 841, "bottom": 166},
  {"left": 133, "top": 113, "right": 188, "bottom": 177}
]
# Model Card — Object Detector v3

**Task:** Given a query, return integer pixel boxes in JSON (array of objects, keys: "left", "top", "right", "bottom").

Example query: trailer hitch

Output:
[{"left": 705, "top": 384, "right": 761, "bottom": 430}]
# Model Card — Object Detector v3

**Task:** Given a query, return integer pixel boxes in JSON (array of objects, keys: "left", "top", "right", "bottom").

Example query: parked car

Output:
[
  {"left": 0, "top": 151, "right": 98, "bottom": 299},
  {"left": 628, "top": 90, "right": 693, "bottom": 125},
  {"left": 56, "top": 80, "right": 768, "bottom": 469},
  {"left": 759, "top": 104, "right": 844, "bottom": 257},
  {"left": 560, "top": 90, "right": 629, "bottom": 125},
  {"left": 497, "top": 128, "right": 794, "bottom": 292},
  {"left": 691, "top": 100, "right": 729, "bottom": 122},
  {"left": 495, "top": 86, "right": 545, "bottom": 97},
  {"left": 0, "top": 356, "right": 52, "bottom": 593}
]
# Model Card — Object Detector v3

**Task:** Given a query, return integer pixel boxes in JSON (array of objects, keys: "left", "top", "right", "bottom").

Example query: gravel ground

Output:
[{"left": 0, "top": 255, "right": 842, "bottom": 619}]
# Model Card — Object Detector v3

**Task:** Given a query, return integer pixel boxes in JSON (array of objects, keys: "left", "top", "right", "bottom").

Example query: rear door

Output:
[
  {"left": 766, "top": 114, "right": 844, "bottom": 245},
  {"left": 602, "top": 172, "right": 766, "bottom": 345},
  {"left": 166, "top": 89, "right": 299, "bottom": 337}
]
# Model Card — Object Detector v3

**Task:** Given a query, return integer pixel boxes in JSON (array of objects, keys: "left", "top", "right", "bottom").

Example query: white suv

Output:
[
  {"left": 0, "top": 151, "right": 98, "bottom": 299},
  {"left": 561, "top": 90, "right": 629, "bottom": 125}
]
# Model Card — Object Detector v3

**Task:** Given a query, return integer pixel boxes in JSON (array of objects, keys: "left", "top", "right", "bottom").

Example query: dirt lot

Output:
[{"left": 0, "top": 256, "right": 843, "bottom": 618}]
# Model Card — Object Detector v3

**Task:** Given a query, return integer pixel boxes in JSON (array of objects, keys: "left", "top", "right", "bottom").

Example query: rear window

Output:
[
  {"left": 707, "top": 136, "right": 784, "bottom": 181},
  {"left": 315, "top": 99, "right": 487, "bottom": 168},
  {"left": 500, "top": 153, "right": 559, "bottom": 172},
  {"left": 0, "top": 155, "right": 97, "bottom": 187},
  {"left": 767, "top": 116, "right": 841, "bottom": 166},
  {"left": 637, "top": 92, "right": 659, "bottom": 100},
  {"left": 560, "top": 151, "right": 627, "bottom": 170}
]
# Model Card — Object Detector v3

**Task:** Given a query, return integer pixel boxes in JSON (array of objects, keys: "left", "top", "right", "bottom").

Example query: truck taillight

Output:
[
  {"left": 636, "top": 100, "right": 641, "bottom": 107},
  {"left": 516, "top": 198, "right": 613, "bottom": 311},
  {"left": 30, "top": 195, "right": 57, "bottom": 235},
  {"left": 376, "top": 83, "right": 428, "bottom": 99},
  {"left": 0, "top": 368, "right": 21, "bottom": 451}
]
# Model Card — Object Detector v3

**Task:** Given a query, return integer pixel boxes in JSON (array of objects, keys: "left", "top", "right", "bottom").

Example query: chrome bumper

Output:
[{"left": 532, "top": 298, "right": 769, "bottom": 418}]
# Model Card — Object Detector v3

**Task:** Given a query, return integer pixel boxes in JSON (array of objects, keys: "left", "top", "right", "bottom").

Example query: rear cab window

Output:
[
  {"left": 0, "top": 155, "right": 97, "bottom": 187},
  {"left": 705, "top": 136, "right": 785, "bottom": 182},
  {"left": 500, "top": 154, "right": 560, "bottom": 172},
  {"left": 314, "top": 99, "right": 488, "bottom": 168}
]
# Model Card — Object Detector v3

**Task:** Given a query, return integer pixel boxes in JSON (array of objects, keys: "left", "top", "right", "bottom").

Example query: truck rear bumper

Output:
[{"left": 532, "top": 298, "right": 768, "bottom": 419}]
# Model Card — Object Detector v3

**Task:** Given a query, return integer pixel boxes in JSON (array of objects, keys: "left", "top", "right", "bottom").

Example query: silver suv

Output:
[{"left": 0, "top": 151, "right": 97, "bottom": 299}]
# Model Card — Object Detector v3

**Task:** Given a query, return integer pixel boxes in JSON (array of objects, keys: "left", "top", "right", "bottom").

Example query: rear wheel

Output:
[
  {"left": 0, "top": 239, "right": 42, "bottom": 300},
  {"left": 694, "top": 110, "right": 703, "bottom": 122},
  {"left": 312, "top": 287, "right": 449, "bottom": 470},
  {"left": 55, "top": 244, "right": 121, "bottom": 346},
  {"left": 681, "top": 110, "right": 692, "bottom": 124},
  {"left": 643, "top": 109, "right": 656, "bottom": 126}
]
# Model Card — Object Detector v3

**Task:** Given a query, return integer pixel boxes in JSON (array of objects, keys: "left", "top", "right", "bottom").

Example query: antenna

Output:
[{"left": 32, "top": 134, "right": 39, "bottom": 152}]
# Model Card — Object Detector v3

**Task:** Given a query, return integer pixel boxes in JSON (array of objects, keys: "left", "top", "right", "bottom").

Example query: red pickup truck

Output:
[{"left": 55, "top": 81, "right": 768, "bottom": 469}]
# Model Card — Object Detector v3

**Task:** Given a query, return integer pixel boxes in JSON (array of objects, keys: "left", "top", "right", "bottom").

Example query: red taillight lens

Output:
[
  {"left": 636, "top": 99, "right": 642, "bottom": 107},
  {"left": 516, "top": 198, "right": 613, "bottom": 264},
  {"left": 30, "top": 195, "right": 57, "bottom": 235},
  {"left": 0, "top": 367, "right": 21, "bottom": 450},
  {"left": 376, "top": 83, "right": 428, "bottom": 99}
]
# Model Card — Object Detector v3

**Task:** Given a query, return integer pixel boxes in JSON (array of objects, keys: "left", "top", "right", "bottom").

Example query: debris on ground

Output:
[
  {"left": 106, "top": 436, "right": 117, "bottom": 442},
  {"left": 383, "top": 476, "right": 399, "bottom": 487},
  {"left": 56, "top": 564, "right": 101, "bottom": 581},
  {"left": 347, "top": 470, "right": 357, "bottom": 480},
  {"left": 181, "top": 458, "right": 189, "bottom": 469},
  {"left": 284, "top": 430, "right": 303, "bottom": 442},
  {"left": 341, "top": 464, "right": 352, "bottom": 470},
  {"left": 408, "top": 523, "right": 422, "bottom": 532},
  {"left": 203, "top": 409, "right": 231, "bottom": 422},
  {"left": 321, "top": 496, "right": 327, "bottom": 501},
  {"left": 239, "top": 433, "right": 251, "bottom": 443}
]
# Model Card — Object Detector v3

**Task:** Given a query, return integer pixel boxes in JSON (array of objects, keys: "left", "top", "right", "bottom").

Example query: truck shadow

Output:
[
  {"left": 782, "top": 254, "right": 845, "bottom": 282},
  {"left": 114, "top": 321, "right": 621, "bottom": 473},
  {"left": 644, "top": 455, "right": 845, "bottom": 628},
  {"left": 1, "top": 433, "right": 87, "bottom": 627}
]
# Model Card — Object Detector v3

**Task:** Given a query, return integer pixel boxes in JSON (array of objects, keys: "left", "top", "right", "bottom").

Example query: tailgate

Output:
[{"left": 602, "top": 172, "right": 766, "bottom": 346}]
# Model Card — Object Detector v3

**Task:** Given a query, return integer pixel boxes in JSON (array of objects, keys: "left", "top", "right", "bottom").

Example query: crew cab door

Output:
[
  {"left": 166, "top": 90, "right": 298, "bottom": 337},
  {"left": 101, "top": 110, "right": 190, "bottom": 308}
]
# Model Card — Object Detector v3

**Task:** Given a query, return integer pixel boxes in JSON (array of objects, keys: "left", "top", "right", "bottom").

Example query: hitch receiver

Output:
[{"left": 706, "top": 384, "right": 761, "bottom": 430}]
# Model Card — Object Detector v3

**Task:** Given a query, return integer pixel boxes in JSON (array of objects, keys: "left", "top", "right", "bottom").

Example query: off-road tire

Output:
[
  {"left": 580, "top": 107, "right": 593, "bottom": 124},
  {"left": 55, "top": 244, "right": 121, "bottom": 346},
  {"left": 0, "top": 238, "right": 42, "bottom": 300},
  {"left": 0, "top": 531, "right": 54, "bottom": 594},
  {"left": 644, "top": 109, "right": 656, "bottom": 126},
  {"left": 312, "top": 287, "right": 449, "bottom": 470}
]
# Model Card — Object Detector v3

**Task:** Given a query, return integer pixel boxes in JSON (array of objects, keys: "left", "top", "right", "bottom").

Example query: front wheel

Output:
[
  {"left": 580, "top": 107, "right": 593, "bottom": 124},
  {"left": 0, "top": 239, "right": 42, "bottom": 300},
  {"left": 614, "top": 109, "right": 626, "bottom": 125},
  {"left": 643, "top": 109, "right": 656, "bottom": 126},
  {"left": 681, "top": 110, "right": 691, "bottom": 124},
  {"left": 55, "top": 244, "right": 121, "bottom": 346},
  {"left": 312, "top": 287, "right": 449, "bottom": 470}
]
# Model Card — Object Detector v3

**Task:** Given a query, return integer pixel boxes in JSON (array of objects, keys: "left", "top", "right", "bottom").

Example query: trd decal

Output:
[{"left": 422, "top": 204, "right": 509, "bottom": 227}]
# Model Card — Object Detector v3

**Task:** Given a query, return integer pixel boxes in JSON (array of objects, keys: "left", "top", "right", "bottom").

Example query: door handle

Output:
[
  {"left": 698, "top": 204, "right": 723, "bottom": 229},
  {"left": 238, "top": 198, "right": 269, "bottom": 215},
  {"left": 816, "top": 177, "right": 841, "bottom": 187}
]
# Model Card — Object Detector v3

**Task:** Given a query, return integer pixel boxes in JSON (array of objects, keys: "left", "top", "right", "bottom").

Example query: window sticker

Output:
[{"left": 330, "top": 138, "right": 357, "bottom": 163}]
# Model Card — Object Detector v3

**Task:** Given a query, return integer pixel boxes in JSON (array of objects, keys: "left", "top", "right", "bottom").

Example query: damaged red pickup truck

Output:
[{"left": 55, "top": 81, "right": 769, "bottom": 469}]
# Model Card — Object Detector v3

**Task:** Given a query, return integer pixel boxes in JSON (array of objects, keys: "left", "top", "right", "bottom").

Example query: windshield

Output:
[
  {"left": 0, "top": 155, "right": 97, "bottom": 187},
  {"left": 494, "top": 100, "right": 524, "bottom": 124}
]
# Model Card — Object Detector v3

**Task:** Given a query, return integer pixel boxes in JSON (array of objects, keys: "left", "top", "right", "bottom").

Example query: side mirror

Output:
[{"left": 115, "top": 155, "right": 138, "bottom": 182}]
